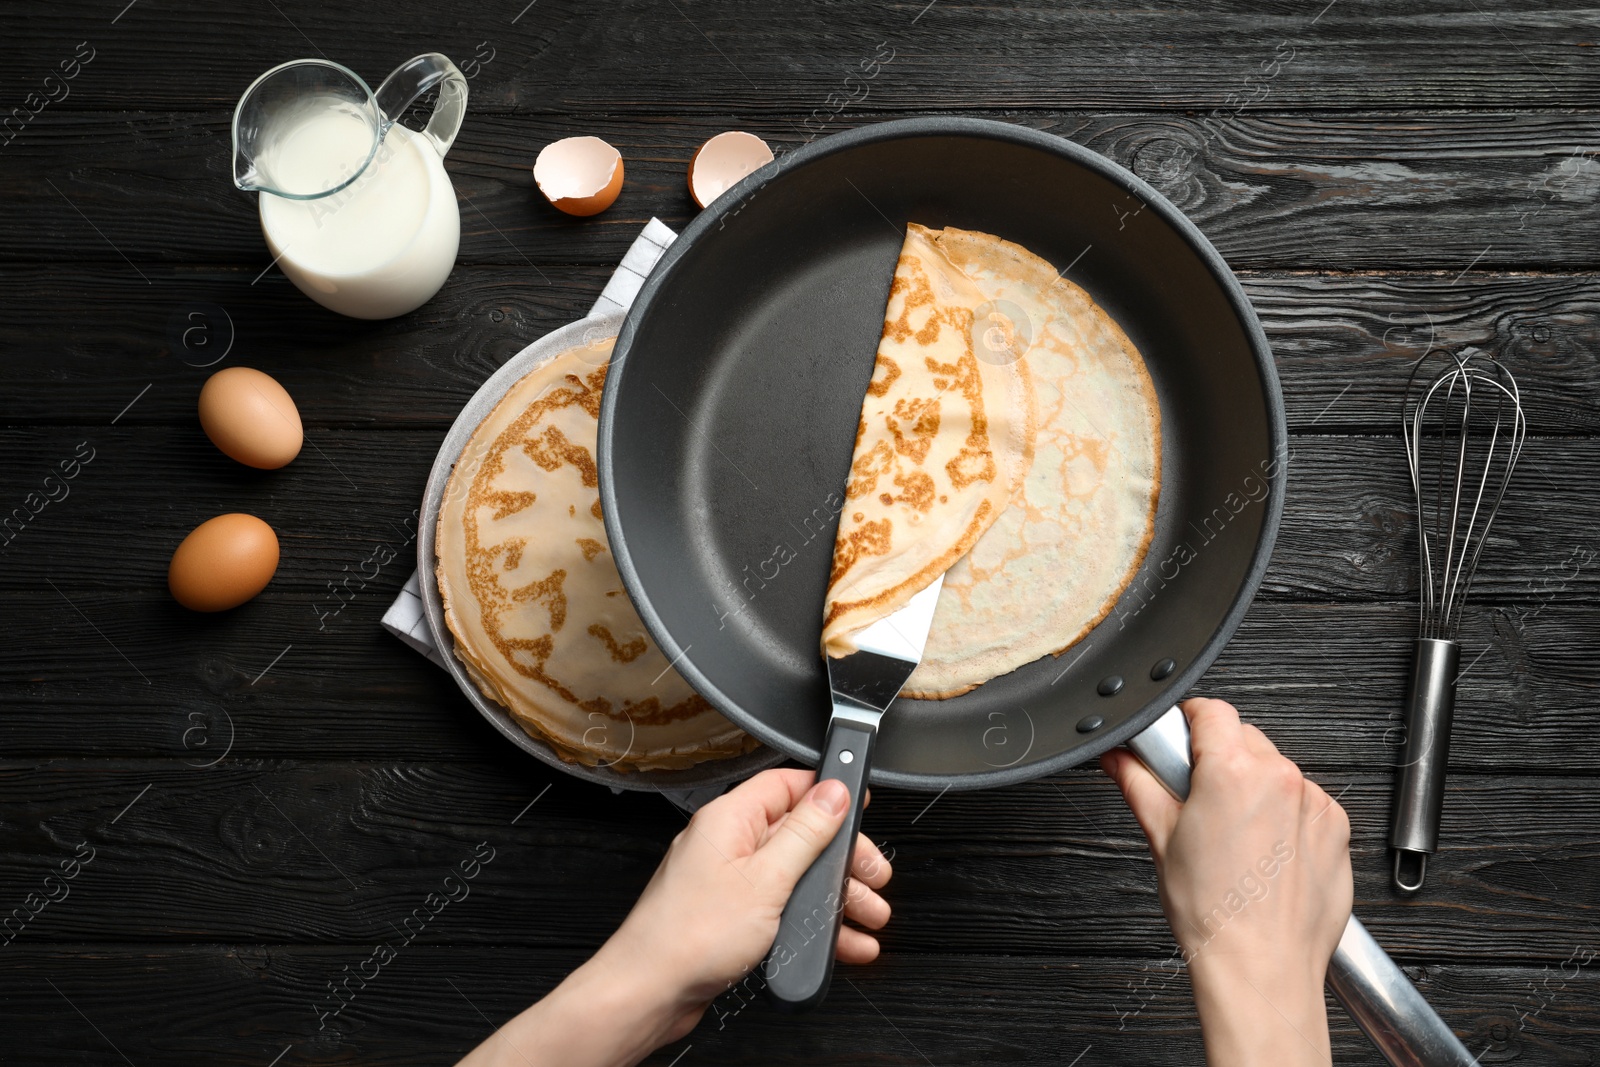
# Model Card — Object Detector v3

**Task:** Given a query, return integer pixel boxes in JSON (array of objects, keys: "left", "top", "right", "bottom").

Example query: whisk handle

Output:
[
  {"left": 1129, "top": 707, "right": 1478, "bottom": 1067},
  {"left": 1390, "top": 638, "right": 1460, "bottom": 892}
]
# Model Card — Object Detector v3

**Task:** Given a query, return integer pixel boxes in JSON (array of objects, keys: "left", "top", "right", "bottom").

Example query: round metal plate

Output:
[{"left": 416, "top": 311, "right": 786, "bottom": 792}]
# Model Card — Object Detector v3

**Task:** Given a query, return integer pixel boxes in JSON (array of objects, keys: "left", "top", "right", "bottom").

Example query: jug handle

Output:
[{"left": 374, "top": 53, "right": 468, "bottom": 158}]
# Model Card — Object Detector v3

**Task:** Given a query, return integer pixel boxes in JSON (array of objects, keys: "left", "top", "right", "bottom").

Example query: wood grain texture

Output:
[
  {"left": 0, "top": 761, "right": 1595, "bottom": 969},
  {"left": 2, "top": 585, "right": 1596, "bottom": 769},
  {"left": 0, "top": 264, "right": 609, "bottom": 430},
  {"left": 0, "top": 428, "right": 1591, "bottom": 600},
  {"left": 11, "top": 945, "right": 1591, "bottom": 1066},
  {"left": 3, "top": 267, "right": 1600, "bottom": 433},
  {"left": 5, "top": 1, "right": 1600, "bottom": 1063},
  {"left": 1249, "top": 270, "right": 1600, "bottom": 435},
  {"left": 7, "top": 0, "right": 1600, "bottom": 112},
  {"left": 5, "top": 110, "right": 1600, "bottom": 269}
]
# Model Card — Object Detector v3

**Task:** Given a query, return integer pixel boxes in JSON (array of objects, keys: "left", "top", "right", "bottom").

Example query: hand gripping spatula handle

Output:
[
  {"left": 1127, "top": 707, "right": 1477, "bottom": 1067},
  {"left": 762, "top": 704, "right": 875, "bottom": 1011},
  {"left": 765, "top": 575, "right": 945, "bottom": 1012}
]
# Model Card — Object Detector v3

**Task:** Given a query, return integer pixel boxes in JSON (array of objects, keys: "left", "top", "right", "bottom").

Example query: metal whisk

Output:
[{"left": 1390, "top": 347, "right": 1526, "bottom": 893}]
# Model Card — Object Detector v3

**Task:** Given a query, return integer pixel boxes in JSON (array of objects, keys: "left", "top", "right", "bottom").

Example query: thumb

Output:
[{"left": 754, "top": 777, "right": 850, "bottom": 890}]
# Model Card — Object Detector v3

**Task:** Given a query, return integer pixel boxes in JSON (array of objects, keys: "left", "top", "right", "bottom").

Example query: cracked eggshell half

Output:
[
  {"left": 688, "top": 131, "right": 773, "bottom": 209},
  {"left": 534, "top": 136, "right": 624, "bottom": 216}
]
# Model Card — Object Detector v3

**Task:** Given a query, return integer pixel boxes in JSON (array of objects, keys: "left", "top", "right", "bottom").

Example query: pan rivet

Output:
[
  {"left": 1076, "top": 714, "right": 1104, "bottom": 733},
  {"left": 1151, "top": 658, "right": 1176, "bottom": 680},
  {"left": 1097, "top": 675, "right": 1124, "bottom": 697},
  {"left": 839, "top": 750, "right": 854, "bottom": 764}
]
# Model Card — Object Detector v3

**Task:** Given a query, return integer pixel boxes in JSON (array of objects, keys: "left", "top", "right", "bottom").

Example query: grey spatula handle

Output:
[
  {"left": 764, "top": 713, "right": 875, "bottom": 1011},
  {"left": 1126, "top": 706, "right": 1477, "bottom": 1067}
]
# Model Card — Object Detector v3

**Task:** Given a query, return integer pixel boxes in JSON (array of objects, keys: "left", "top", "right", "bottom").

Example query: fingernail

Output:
[{"left": 812, "top": 778, "right": 848, "bottom": 816}]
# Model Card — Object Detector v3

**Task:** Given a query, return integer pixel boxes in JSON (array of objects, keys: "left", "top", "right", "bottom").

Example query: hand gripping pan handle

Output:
[{"left": 1126, "top": 707, "right": 1477, "bottom": 1067}]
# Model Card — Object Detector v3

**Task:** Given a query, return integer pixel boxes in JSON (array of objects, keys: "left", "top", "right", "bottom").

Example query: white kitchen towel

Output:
[
  {"left": 590, "top": 217, "right": 676, "bottom": 317},
  {"left": 380, "top": 219, "right": 729, "bottom": 812}
]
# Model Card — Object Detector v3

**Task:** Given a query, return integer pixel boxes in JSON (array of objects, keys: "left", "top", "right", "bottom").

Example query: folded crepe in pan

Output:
[
  {"left": 900, "top": 226, "right": 1161, "bottom": 699},
  {"left": 436, "top": 336, "right": 760, "bottom": 771},
  {"left": 821, "top": 222, "right": 1037, "bottom": 658}
]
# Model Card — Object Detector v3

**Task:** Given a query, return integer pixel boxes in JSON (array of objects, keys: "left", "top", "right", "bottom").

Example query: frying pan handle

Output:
[
  {"left": 764, "top": 713, "right": 875, "bottom": 1012},
  {"left": 1125, "top": 707, "right": 1478, "bottom": 1067}
]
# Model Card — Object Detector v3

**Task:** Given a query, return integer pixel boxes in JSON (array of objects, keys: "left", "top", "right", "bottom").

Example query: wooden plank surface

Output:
[
  {"left": 6, "top": 110, "right": 1600, "bottom": 269},
  {"left": 1, "top": 427, "right": 1592, "bottom": 600},
  {"left": 8, "top": 0, "right": 1600, "bottom": 112},
  {"left": 5, "top": 1, "right": 1600, "bottom": 1064},
  {"left": 0, "top": 761, "right": 1594, "bottom": 966},
  {"left": 2, "top": 267, "right": 1600, "bottom": 433},
  {"left": 2, "top": 593, "right": 1597, "bottom": 773},
  {"left": 11, "top": 945, "right": 1586, "bottom": 1066}
]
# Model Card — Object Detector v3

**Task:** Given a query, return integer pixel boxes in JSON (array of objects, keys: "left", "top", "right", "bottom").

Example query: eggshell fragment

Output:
[
  {"left": 688, "top": 131, "right": 774, "bottom": 209},
  {"left": 534, "top": 137, "right": 624, "bottom": 216},
  {"left": 168, "top": 513, "right": 280, "bottom": 612},
  {"left": 199, "top": 367, "right": 303, "bottom": 469}
]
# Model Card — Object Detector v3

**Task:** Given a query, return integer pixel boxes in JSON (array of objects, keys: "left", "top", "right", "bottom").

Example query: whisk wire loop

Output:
[{"left": 1400, "top": 349, "right": 1526, "bottom": 641}]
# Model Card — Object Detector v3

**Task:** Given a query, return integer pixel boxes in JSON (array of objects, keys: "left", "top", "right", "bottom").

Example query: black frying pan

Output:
[
  {"left": 599, "top": 117, "right": 1282, "bottom": 785},
  {"left": 597, "top": 119, "right": 1477, "bottom": 1065}
]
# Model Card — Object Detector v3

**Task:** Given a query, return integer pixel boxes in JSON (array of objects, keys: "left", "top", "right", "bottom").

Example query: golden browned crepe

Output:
[
  {"left": 436, "top": 336, "right": 760, "bottom": 771},
  {"left": 900, "top": 227, "right": 1161, "bottom": 698},
  {"left": 821, "top": 223, "right": 1037, "bottom": 657}
]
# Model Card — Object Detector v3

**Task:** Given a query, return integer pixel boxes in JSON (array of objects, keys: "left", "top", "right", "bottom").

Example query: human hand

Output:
[
  {"left": 593, "top": 768, "right": 893, "bottom": 1045},
  {"left": 457, "top": 769, "right": 893, "bottom": 1067},
  {"left": 1100, "top": 698, "right": 1352, "bottom": 1067}
]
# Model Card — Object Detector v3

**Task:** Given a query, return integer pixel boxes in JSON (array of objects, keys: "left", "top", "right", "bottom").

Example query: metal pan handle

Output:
[{"left": 1125, "top": 707, "right": 1477, "bottom": 1067}]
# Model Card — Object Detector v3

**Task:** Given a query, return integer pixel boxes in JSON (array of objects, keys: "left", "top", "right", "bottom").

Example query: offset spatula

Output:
[{"left": 764, "top": 573, "right": 946, "bottom": 1011}]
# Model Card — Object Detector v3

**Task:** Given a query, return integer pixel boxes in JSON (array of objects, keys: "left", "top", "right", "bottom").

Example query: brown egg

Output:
[
  {"left": 688, "top": 131, "right": 773, "bottom": 209},
  {"left": 199, "top": 367, "right": 303, "bottom": 469},
  {"left": 533, "top": 136, "right": 624, "bottom": 216},
  {"left": 168, "top": 513, "right": 280, "bottom": 612}
]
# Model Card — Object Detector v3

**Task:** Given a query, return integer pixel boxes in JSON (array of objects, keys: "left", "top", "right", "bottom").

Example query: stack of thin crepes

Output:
[
  {"left": 436, "top": 335, "right": 760, "bottom": 771},
  {"left": 823, "top": 223, "right": 1161, "bottom": 697}
]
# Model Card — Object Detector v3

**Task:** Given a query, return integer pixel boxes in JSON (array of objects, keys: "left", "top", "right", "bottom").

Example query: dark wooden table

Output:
[{"left": 5, "top": 2, "right": 1599, "bottom": 1063}]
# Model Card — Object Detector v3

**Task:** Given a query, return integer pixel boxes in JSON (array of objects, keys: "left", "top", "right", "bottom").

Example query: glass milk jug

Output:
[{"left": 232, "top": 54, "right": 467, "bottom": 320}]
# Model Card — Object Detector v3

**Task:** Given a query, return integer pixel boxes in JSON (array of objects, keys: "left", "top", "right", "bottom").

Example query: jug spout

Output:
[{"left": 232, "top": 58, "right": 384, "bottom": 199}]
